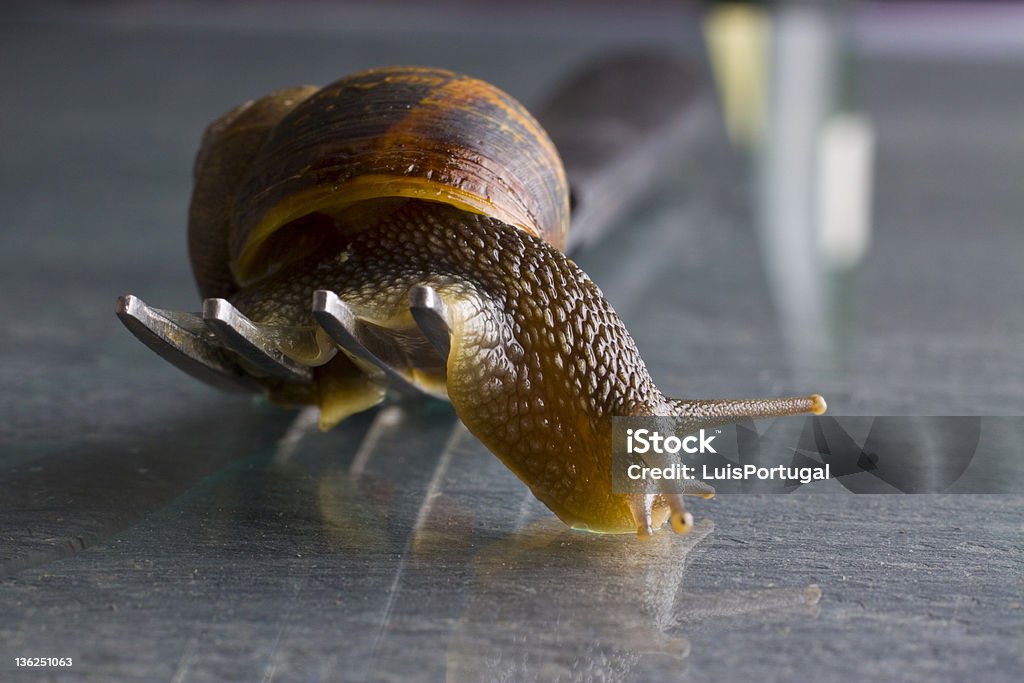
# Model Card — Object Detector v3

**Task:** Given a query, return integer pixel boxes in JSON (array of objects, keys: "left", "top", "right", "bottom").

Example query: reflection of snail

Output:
[
  {"left": 447, "top": 519, "right": 704, "bottom": 681},
  {"left": 446, "top": 519, "right": 821, "bottom": 682},
  {"left": 132, "top": 65, "right": 826, "bottom": 536}
]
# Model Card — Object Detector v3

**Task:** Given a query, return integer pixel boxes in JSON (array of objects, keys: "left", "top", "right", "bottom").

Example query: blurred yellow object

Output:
[{"left": 703, "top": 2, "right": 771, "bottom": 147}]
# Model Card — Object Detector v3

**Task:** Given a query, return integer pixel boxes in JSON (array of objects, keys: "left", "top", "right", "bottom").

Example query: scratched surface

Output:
[{"left": 2, "top": 5, "right": 1024, "bottom": 683}]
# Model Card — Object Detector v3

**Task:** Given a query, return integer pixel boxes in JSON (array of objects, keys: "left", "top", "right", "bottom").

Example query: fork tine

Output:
[
  {"left": 202, "top": 298, "right": 313, "bottom": 384},
  {"left": 116, "top": 294, "right": 262, "bottom": 393},
  {"left": 408, "top": 285, "right": 452, "bottom": 364},
  {"left": 311, "top": 290, "right": 422, "bottom": 400}
]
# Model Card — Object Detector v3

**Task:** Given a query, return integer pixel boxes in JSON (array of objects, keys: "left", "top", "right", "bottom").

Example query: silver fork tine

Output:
[
  {"left": 311, "top": 290, "right": 422, "bottom": 399},
  {"left": 116, "top": 294, "right": 262, "bottom": 393},
  {"left": 408, "top": 285, "right": 452, "bottom": 364},
  {"left": 202, "top": 298, "right": 313, "bottom": 384}
]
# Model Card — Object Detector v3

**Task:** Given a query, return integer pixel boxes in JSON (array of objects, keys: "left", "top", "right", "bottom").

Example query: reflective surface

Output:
[{"left": 2, "top": 4, "right": 1023, "bottom": 682}]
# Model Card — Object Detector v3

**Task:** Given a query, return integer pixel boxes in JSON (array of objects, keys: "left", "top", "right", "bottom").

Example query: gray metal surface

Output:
[{"left": 1, "top": 7, "right": 1022, "bottom": 683}]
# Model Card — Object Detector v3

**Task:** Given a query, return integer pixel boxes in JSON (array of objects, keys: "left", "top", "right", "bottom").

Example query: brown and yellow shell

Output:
[{"left": 187, "top": 66, "right": 570, "bottom": 299}]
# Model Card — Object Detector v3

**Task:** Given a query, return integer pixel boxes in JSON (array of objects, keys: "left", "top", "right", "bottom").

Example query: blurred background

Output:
[{"left": 1, "top": 1, "right": 1022, "bottom": 682}]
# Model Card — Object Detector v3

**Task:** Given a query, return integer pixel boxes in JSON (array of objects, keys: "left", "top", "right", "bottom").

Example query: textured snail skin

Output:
[
  {"left": 233, "top": 200, "right": 657, "bottom": 532},
  {"left": 231, "top": 200, "right": 824, "bottom": 534}
]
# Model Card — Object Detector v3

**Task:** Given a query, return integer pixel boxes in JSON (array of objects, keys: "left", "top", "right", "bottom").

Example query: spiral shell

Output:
[{"left": 187, "top": 66, "right": 570, "bottom": 297}]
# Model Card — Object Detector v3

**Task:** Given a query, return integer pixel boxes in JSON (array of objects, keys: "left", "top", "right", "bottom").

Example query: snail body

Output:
[{"left": 170, "top": 66, "right": 825, "bottom": 536}]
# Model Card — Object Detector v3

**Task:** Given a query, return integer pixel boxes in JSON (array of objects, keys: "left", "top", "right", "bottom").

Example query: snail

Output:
[{"left": 119, "top": 65, "right": 826, "bottom": 538}]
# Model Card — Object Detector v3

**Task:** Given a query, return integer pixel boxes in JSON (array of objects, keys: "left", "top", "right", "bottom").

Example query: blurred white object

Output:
[
  {"left": 818, "top": 113, "right": 875, "bottom": 270},
  {"left": 758, "top": 2, "right": 839, "bottom": 358}
]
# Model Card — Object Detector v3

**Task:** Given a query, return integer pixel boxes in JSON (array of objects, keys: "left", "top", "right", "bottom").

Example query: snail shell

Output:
[{"left": 188, "top": 66, "right": 570, "bottom": 298}]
